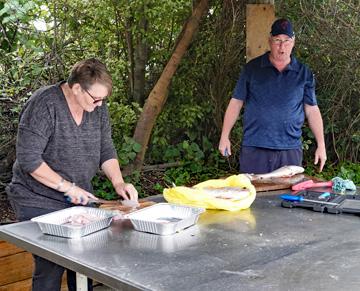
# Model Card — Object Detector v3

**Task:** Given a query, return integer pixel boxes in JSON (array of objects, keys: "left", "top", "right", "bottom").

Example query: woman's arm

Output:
[
  {"left": 101, "top": 159, "right": 138, "bottom": 201},
  {"left": 30, "top": 162, "right": 97, "bottom": 205}
]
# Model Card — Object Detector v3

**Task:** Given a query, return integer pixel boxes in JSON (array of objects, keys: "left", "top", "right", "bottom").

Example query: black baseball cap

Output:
[{"left": 270, "top": 18, "right": 294, "bottom": 38}]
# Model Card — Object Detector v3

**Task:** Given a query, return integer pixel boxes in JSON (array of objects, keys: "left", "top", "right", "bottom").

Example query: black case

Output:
[{"left": 281, "top": 190, "right": 360, "bottom": 214}]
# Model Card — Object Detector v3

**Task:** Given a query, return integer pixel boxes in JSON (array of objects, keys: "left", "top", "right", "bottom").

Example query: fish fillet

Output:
[{"left": 202, "top": 187, "right": 250, "bottom": 200}]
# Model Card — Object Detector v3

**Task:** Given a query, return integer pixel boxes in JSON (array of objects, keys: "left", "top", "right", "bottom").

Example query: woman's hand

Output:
[
  {"left": 64, "top": 184, "right": 98, "bottom": 205},
  {"left": 114, "top": 182, "right": 138, "bottom": 201}
]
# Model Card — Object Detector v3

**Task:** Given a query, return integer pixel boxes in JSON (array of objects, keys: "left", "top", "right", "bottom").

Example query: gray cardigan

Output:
[{"left": 8, "top": 81, "right": 117, "bottom": 210}]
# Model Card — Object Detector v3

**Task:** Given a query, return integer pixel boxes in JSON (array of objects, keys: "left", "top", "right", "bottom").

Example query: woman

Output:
[{"left": 6, "top": 58, "right": 138, "bottom": 290}]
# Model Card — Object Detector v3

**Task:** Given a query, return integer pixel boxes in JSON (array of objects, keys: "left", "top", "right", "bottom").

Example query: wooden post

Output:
[{"left": 246, "top": 4, "right": 275, "bottom": 62}]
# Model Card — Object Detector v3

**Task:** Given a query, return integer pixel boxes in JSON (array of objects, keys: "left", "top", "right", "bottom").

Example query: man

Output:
[{"left": 218, "top": 18, "right": 326, "bottom": 174}]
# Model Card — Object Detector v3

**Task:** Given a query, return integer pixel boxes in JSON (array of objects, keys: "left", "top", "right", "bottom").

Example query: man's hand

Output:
[
  {"left": 305, "top": 104, "right": 326, "bottom": 172},
  {"left": 219, "top": 137, "right": 231, "bottom": 156},
  {"left": 218, "top": 98, "right": 243, "bottom": 157},
  {"left": 314, "top": 145, "right": 327, "bottom": 172}
]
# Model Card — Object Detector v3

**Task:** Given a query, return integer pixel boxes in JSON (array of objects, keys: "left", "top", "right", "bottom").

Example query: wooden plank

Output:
[
  {"left": 0, "top": 241, "right": 25, "bottom": 257},
  {"left": 61, "top": 274, "right": 68, "bottom": 291},
  {"left": 0, "top": 241, "right": 76, "bottom": 290},
  {"left": 0, "top": 252, "right": 33, "bottom": 285},
  {"left": 246, "top": 4, "right": 275, "bottom": 62},
  {"left": 0, "top": 278, "right": 32, "bottom": 291},
  {"left": 0, "top": 274, "right": 68, "bottom": 291}
]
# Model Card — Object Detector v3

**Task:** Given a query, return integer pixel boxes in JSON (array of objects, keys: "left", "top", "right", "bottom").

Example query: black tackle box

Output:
[{"left": 281, "top": 190, "right": 360, "bottom": 214}]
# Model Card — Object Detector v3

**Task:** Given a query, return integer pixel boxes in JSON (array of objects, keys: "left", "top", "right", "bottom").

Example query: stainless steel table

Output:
[{"left": 2, "top": 192, "right": 360, "bottom": 291}]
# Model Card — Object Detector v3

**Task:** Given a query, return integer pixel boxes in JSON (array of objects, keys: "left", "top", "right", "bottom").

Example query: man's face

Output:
[{"left": 269, "top": 34, "right": 295, "bottom": 62}]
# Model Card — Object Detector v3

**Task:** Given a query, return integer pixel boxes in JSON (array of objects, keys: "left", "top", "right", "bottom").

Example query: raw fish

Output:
[
  {"left": 246, "top": 165, "right": 305, "bottom": 181},
  {"left": 253, "top": 174, "right": 305, "bottom": 185},
  {"left": 64, "top": 213, "right": 101, "bottom": 226},
  {"left": 121, "top": 199, "right": 140, "bottom": 208},
  {"left": 202, "top": 186, "right": 250, "bottom": 200}
]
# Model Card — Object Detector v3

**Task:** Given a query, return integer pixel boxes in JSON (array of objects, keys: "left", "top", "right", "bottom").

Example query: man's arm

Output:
[
  {"left": 101, "top": 159, "right": 138, "bottom": 201},
  {"left": 218, "top": 98, "right": 244, "bottom": 156},
  {"left": 304, "top": 104, "right": 327, "bottom": 172}
]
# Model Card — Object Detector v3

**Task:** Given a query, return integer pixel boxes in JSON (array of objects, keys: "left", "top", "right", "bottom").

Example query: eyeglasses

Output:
[
  {"left": 271, "top": 37, "right": 294, "bottom": 46},
  {"left": 82, "top": 86, "right": 107, "bottom": 104}
]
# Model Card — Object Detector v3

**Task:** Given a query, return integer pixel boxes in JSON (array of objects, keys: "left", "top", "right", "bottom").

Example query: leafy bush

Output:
[
  {"left": 117, "top": 136, "right": 142, "bottom": 167},
  {"left": 305, "top": 162, "right": 360, "bottom": 186}
]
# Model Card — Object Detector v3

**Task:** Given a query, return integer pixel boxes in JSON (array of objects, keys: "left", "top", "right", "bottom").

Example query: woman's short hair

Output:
[{"left": 67, "top": 58, "right": 112, "bottom": 95}]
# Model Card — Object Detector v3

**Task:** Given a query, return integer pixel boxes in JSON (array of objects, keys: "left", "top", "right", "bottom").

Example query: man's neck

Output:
[{"left": 269, "top": 54, "right": 291, "bottom": 72}]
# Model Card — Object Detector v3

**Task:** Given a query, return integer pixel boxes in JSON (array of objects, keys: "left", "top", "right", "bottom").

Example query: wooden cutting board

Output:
[
  {"left": 253, "top": 174, "right": 322, "bottom": 192},
  {"left": 99, "top": 199, "right": 156, "bottom": 214}
]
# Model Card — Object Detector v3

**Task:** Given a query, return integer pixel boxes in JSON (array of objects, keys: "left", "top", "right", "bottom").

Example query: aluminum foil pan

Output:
[
  {"left": 125, "top": 203, "right": 205, "bottom": 235},
  {"left": 31, "top": 206, "right": 114, "bottom": 239},
  {"left": 129, "top": 225, "right": 200, "bottom": 252}
]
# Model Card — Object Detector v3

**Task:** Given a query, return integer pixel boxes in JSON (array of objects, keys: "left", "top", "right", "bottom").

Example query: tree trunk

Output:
[
  {"left": 126, "top": 0, "right": 209, "bottom": 172},
  {"left": 124, "top": 17, "right": 135, "bottom": 96},
  {"left": 133, "top": 10, "right": 148, "bottom": 106}
]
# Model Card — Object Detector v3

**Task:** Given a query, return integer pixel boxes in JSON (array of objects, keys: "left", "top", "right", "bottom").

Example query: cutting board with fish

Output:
[
  {"left": 252, "top": 174, "right": 306, "bottom": 192},
  {"left": 98, "top": 199, "right": 156, "bottom": 214},
  {"left": 246, "top": 166, "right": 321, "bottom": 192}
]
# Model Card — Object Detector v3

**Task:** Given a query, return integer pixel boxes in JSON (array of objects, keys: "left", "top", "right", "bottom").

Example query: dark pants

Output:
[
  {"left": 239, "top": 146, "right": 302, "bottom": 174},
  {"left": 10, "top": 201, "right": 93, "bottom": 291}
]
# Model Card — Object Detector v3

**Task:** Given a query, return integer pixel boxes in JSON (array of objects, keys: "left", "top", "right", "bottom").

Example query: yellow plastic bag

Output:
[{"left": 163, "top": 174, "right": 256, "bottom": 211}]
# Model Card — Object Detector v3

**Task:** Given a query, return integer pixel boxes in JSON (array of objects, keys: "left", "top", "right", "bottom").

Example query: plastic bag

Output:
[{"left": 163, "top": 174, "right": 256, "bottom": 211}]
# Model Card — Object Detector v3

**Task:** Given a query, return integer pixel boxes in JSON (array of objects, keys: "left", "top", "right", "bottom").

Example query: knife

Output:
[
  {"left": 224, "top": 148, "right": 232, "bottom": 172},
  {"left": 280, "top": 194, "right": 338, "bottom": 206}
]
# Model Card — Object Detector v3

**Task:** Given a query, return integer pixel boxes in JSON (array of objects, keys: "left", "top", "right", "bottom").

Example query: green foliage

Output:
[
  {"left": 152, "top": 139, "right": 228, "bottom": 187},
  {"left": 152, "top": 182, "right": 164, "bottom": 193},
  {"left": 337, "top": 163, "right": 360, "bottom": 184},
  {"left": 91, "top": 169, "right": 145, "bottom": 200},
  {"left": 305, "top": 162, "right": 360, "bottom": 186},
  {"left": 108, "top": 101, "right": 140, "bottom": 138},
  {"left": 117, "top": 136, "right": 142, "bottom": 167},
  {"left": 0, "top": 0, "right": 52, "bottom": 150},
  {"left": 164, "top": 161, "right": 228, "bottom": 188},
  {"left": 91, "top": 175, "right": 118, "bottom": 200}
]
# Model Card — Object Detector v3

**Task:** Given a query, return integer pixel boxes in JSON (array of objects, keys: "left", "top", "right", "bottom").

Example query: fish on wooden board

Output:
[
  {"left": 99, "top": 200, "right": 156, "bottom": 215},
  {"left": 252, "top": 174, "right": 305, "bottom": 185},
  {"left": 246, "top": 165, "right": 305, "bottom": 181},
  {"left": 89, "top": 198, "right": 140, "bottom": 208}
]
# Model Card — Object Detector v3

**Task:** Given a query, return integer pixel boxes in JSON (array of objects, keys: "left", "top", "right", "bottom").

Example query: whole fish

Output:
[
  {"left": 246, "top": 165, "right": 305, "bottom": 181},
  {"left": 253, "top": 174, "right": 305, "bottom": 185}
]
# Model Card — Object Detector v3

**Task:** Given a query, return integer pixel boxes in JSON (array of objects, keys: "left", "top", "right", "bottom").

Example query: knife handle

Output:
[{"left": 280, "top": 194, "right": 303, "bottom": 202}]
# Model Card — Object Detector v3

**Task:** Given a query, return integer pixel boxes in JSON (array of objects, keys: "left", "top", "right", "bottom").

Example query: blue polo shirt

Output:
[{"left": 233, "top": 52, "right": 317, "bottom": 149}]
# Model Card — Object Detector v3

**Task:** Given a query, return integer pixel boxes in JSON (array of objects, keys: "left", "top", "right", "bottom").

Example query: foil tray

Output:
[
  {"left": 125, "top": 203, "right": 205, "bottom": 235},
  {"left": 31, "top": 206, "right": 114, "bottom": 239}
]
